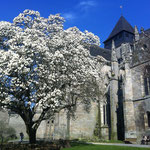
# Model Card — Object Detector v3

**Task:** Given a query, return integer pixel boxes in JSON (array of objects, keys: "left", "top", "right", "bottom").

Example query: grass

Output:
[{"left": 62, "top": 142, "right": 150, "bottom": 150}]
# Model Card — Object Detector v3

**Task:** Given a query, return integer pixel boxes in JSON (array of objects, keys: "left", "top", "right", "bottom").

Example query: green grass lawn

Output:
[{"left": 62, "top": 142, "right": 150, "bottom": 150}]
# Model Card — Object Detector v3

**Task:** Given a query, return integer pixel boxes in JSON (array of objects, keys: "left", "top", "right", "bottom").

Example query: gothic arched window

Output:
[
  {"left": 147, "top": 112, "right": 150, "bottom": 127},
  {"left": 144, "top": 66, "right": 150, "bottom": 96}
]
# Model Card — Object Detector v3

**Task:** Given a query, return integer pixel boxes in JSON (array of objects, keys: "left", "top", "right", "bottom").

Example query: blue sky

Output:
[{"left": 0, "top": 0, "right": 149, "bottom": 47}]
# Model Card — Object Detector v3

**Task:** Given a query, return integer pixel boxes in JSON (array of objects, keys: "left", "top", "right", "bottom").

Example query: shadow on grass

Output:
[{"left": 70, "top": 141, "right": 89, "bottom": 147}]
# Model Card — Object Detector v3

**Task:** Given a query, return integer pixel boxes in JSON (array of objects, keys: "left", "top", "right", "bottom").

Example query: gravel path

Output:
[{"left": 89, "top": 142, "right": 150, "bottom": 148}]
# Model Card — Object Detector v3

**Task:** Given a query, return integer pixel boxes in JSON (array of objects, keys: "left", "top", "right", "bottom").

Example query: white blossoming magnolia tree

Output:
[{"left": 0, "top": 10, "right": 105, "bottom": 143}]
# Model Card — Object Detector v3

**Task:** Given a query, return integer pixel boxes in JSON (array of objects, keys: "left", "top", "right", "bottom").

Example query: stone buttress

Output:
[
  {"left": 122, "top": 43, "right": 137, "bottom": 141},
  {"left": 110, "top": 40, "right": 119, "bottom": 140}
]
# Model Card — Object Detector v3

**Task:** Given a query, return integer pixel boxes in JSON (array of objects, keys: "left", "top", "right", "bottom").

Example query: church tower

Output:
[
  {"left": 104, "top": 16, "right": 134, "bottom": 50},
  {"left": 105, "top": 16, "right": 136, "bottom": 141}
]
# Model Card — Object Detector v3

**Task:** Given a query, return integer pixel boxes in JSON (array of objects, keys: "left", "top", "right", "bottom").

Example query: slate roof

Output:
[
  {"left": 145, "top": 28, "right": 150, "bottom": 34},
  {"left": 89, "top": 45, "right": 111, "bottom": 61},
  {"left": 139, "top": 28, "right": 150, "bottom": 40},
  {"left": 104, "top": 16, "right": 134, "bottom": 43}
]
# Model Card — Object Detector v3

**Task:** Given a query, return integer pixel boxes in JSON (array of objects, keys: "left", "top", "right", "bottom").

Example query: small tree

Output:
[
  {"left": 0, "top": 10, "right": 105, "bottom": 143},
  {"left": 0, "top": 121, "right": 16, "bottom": 145}
]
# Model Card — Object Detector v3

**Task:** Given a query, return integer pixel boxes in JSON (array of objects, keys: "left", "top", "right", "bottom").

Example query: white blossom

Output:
[{"left": 0, "top": 10, "right": 105, "bottom": 141}]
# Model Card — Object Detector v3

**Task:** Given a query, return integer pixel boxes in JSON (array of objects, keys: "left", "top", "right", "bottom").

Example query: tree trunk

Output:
[
  {"left": 0, "top": 135, "right": 4, "bottom": 150},
  {"left": 66, "top": 111, "right": 70, "bottom": 140},
  {"left": 26, "top": 125, "right": 37, "bottom": 144}
]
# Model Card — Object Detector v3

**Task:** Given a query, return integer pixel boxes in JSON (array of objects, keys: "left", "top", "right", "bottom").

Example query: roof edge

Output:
[{"left": 103, "top": 30, "right": 135, "bottom": 43}]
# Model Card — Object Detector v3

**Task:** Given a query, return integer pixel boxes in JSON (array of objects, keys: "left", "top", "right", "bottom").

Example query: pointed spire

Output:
[
  {"left": 134, "top": 26, "right": 139, "bottom": 42},
  {"left": 104, "top": 16, "right": 134, "bottom": 42},
  {"left": 111, "top": 40, "right": 117, "bottom": 62}
]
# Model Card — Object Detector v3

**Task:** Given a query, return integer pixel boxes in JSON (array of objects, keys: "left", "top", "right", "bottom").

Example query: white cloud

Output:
[
  {"left": 62, "top": 12, "right": 76, "bottom": 21},
  {"left": 78, "top": 1, "right": 97, "bottom": 11},
  {"left": 79, "top": 1, "right": 96, "bottom": 7},
  {"left": 61, "top": 1, "right": 97, "bottom": 22}
]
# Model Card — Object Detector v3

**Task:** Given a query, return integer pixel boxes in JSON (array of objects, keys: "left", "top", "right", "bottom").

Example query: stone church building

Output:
[{"left": 0, "top": 16, "right": 150, "bottom": 143}]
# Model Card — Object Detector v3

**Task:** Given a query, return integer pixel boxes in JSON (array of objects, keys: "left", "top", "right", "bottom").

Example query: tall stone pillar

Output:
[
  {"left": 122, "top": 44, "right": 137, "bottom": 140},
  {"left": 140, "top": 75, "right": 145, "bottom": 97},
  {"left": 134, "top": 26, "right": 139, "bottom": 42},
  {"left": 110, "top": 40, "right": 119, "bottom": 140}
]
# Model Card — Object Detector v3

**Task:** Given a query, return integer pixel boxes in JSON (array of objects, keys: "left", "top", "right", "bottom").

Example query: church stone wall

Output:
[
  {"left": 133, "top": 98, "right": 150, "bottom": 143},
  {"left": 131, "top": 61, "right": 150, "bottom": 100},
  {"left": 0, "top": 110, "right": 9, "bottom": 123},
  {"left": 37, "top": 120, "right": 47, "bottom": 139},
  {"left": 123, "top": 100, "right": 137, "bottom": 139},
  {"left": 52, "top": 101, "right": 98, "bottom": 139},
  {"left": 131, "top": 66, "right": 143, "bottom": 100},
  {"left": 129, "top": 61, "right": 150, "bottom": 143},
  {"left": 0, "top": 101, "right": 103, "bottom": 140},
  {"left": 70, "top": 102, "right": 97, "bottom": 139}
]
